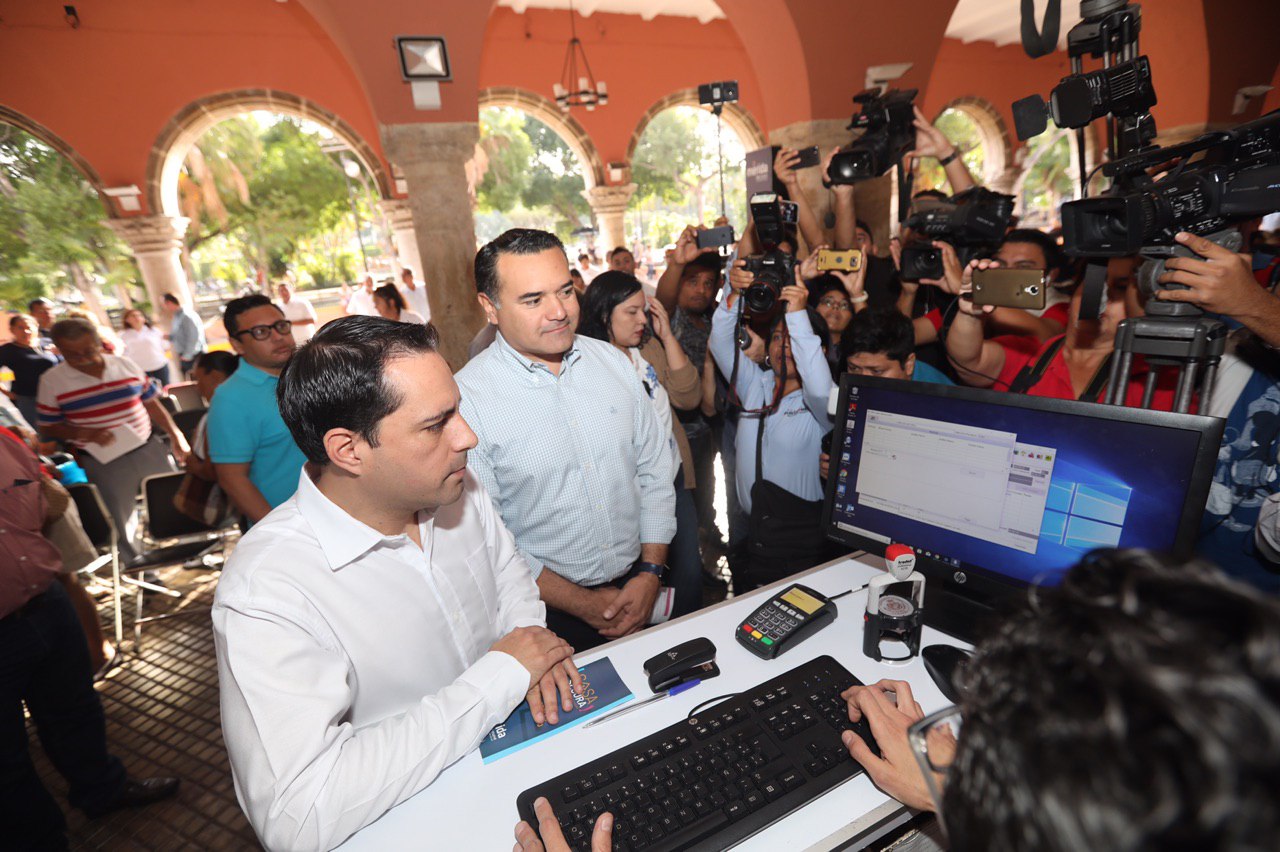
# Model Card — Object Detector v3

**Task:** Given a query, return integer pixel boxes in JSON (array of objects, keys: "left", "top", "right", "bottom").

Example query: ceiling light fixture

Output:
[{"left": 552, "top": 1, "right": 607, "bottom": 113}]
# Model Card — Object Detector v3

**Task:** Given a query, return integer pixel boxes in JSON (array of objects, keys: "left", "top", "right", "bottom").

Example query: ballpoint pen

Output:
[{"left": 582, "top": 679, "right": 702, "bottom": 729}]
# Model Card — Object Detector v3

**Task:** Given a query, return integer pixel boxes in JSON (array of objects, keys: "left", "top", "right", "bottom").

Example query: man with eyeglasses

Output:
[{"left": 206, "top": 295, "right": 306, "bottom": 525}]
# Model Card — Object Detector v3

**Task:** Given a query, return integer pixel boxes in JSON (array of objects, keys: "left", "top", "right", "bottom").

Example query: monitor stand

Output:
[{"left": 923, "top": 584, "right": 999, "bottom": 646}]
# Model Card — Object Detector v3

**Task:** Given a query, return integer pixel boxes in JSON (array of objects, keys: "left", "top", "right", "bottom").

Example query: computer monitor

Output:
[{"left": 824, "top": 376, "right": 1224, "bottom": 643}]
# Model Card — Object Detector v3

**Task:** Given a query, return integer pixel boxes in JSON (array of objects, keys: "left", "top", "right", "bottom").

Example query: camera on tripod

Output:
[
  {"left": 741, "top": 193, "right": 798, "bottom": 314},
  {"left": 899, "top": 187, "right": 1015, "bottom": 281},
  {"left": 826, "top": 88, "right": 918, "bottom": 186}
]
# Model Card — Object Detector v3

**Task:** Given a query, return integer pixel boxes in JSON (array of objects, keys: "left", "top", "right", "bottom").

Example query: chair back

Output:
[
  {"left": 68, "top": 482, "right": 116, "bottom": 550},
  {"left": 167, "top": 382, "right": 204, "bottom": 412},
  {"left": 142, "top": 471, "right": 220, "bottom": 542},
  {"left": 171, "top": 408, "right": 207, "bottom": 446},
  {"left": 159, "top": 394, "right": 179, "bottom": 416}
]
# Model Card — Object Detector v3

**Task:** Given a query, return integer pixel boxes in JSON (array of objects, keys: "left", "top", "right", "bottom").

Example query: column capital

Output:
[
  {"left": 378, "top": 198, "right": 415, "bottom": 231},
  {"left": 105, "top": 215, "right": 190, "bottom": 255},
  {"left": 582, "top": 183, "right": 637, "bottom": 215}
]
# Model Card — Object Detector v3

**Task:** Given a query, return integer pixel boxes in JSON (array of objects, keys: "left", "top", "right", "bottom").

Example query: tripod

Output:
[{"left": 1105, "top": 305, "right": 1227, "bottom": 414}]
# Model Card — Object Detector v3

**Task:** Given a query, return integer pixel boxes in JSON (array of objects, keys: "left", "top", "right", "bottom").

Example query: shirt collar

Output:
[
  {"left": 493, "top": 330, "right": 581, "bottom": 377},
  {"left": 295, "top": 468, "right": 433, "bottom": 571},
  {"left": 235, "top": 360, "right": 276, "bottom": 387}
]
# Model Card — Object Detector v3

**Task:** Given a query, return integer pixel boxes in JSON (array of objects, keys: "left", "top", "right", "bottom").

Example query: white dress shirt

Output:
[
  {"left": 345, "top": 288, "right": 378, "bottom": 317},
  {"left": 281, "top": 296, "right": 319, "bottom": 344},
  {"left": 213, "top": 468, "right": 544, "bottom": 852},
  {"left": 398, "top": 280, "right": 431, "bottom": 322}
]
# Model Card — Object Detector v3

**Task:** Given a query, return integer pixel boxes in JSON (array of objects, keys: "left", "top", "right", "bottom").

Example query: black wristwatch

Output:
[
  {"left": 631, "top": 561, "right": 668, "bottom": 582},
  {"left": 938, "top": 148, "right": 961, "bottom": 167}
]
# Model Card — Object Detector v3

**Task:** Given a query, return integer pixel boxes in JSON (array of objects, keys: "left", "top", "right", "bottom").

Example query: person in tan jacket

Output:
[{"left": 577, "top": 271, "right": 704, "bottom": 616}]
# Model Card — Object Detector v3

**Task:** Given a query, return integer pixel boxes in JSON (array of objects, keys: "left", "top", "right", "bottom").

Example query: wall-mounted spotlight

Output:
[
  {"left": 103, "top": 185, "right": 142, "bottom": 213},
  {"left": 396, "top": 36, "right": 450, "bottom": 112}
]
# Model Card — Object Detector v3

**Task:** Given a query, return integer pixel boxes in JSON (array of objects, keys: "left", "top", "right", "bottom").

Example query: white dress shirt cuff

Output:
[{"left": 461, "top": 649, "right": 533, "bottom": 715}]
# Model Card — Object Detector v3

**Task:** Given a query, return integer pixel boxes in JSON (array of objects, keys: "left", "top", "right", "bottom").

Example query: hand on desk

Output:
[
  {"left": 840, "top": 679, "right": 937, "bottom": 812},
  {"left": 599, "top": 573, "right": 660, "bottom": 639},
  {"left": 515, "top": 796, "right": 612, "bottom": 852},
  {"left": 492, "top": 626, "right": 582, "bottom": 726}
]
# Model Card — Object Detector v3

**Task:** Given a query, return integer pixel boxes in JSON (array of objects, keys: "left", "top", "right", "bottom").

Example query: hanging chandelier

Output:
[{"left": 552, "top": 0, "right": 608, "bottom": 112}]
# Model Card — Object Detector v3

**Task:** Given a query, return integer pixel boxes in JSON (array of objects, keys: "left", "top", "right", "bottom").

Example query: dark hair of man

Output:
[
  {"left": 770, "top": 306, "right": 831, "bottom": 354},
  {"left": 680, "top": 252, "right": 723, "bottom": 282},
  {"left": 474, "top": 228, "right": 566, "bottom": 304},
  {"left": 28, "top": 297, "right": 53, "bottom": 312},
  {"left": 945, "top": 549, "right": 1280, "bottom": 852},
  {"left": 195, "top": 350, "right": 240, "bottom": 378},
  {"left": 8, "top": 313, "right": 32, "bottom": 330},
  {"left": 855, "top": 219, "right": 873, "bottom": 238},
  {"left": 611, "top": 246, "right": 631, "bottom": 259},
  {"left": 373, "top": 283, "right": 407, "bottom": 312},
  {"left": 162, "top": 293, "right": 181, "bottom": 306},
  {"left": 401, "top": 268, "right": 413, "bottom": 279},
  {"left": 49, "top": 317, "right": 98, "bottom": 345},
  {"left": 839, "top": 308, "right": 914, "bottom": 367},
  {"left": 570, "top": 268, "right": 584, "bottom": 281},
  {"left": 577, "top": 270, "right": 643, "bottom": 344},
  {"left": 222, "top": 294, "right": 278, "bottom": 337},
  {"left": 578, "top": 252, "right": 590, "bottom": 263},
  {"left": 276, "top": 315, "right": 441, "bottom": 466},
  {"left": 1001, "top": 228, "right": 1064, "bottom": 273}
]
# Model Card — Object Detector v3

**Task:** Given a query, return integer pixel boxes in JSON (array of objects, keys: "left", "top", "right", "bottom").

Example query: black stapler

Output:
[{"left": 643, "top": 637, "right": 720, "bottom": 693}]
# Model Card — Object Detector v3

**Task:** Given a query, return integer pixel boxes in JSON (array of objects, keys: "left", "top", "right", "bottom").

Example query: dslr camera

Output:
[
  {"left": 899, "top": 187, "right": 1016, "bottom": 280},
  {"left": 741, "top": 192, "right": 798, "bottom": 314},
  {"left": 826, "top": 88, "right": 918, "bottom": 186}
]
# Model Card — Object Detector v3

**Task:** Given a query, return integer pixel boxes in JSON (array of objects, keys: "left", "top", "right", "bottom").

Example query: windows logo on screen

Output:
[{"left": 1040, "top": 478, "right": 1132, "bottom": 550}]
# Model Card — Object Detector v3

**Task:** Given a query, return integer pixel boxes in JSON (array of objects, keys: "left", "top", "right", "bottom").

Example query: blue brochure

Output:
[{"left": 481, "top": 657, "right": 632, "bottom": 764}]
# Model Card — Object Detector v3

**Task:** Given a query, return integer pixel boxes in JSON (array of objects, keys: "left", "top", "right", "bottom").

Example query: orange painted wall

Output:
[
  {"left": 0, "top": 0, "right": 387, "bottom": 214},
  {"left": 480, "top": 8, "right": 766, "bottom": 166}
]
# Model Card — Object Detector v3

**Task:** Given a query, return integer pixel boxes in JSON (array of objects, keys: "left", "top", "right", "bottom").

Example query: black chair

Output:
[
  {"left": 170, "top": 408, "right": 207, "bottom": 447},
  {"left": 128, "top": 471, "right": 237, "bottom": 648},
  {"left": 67, "top": 482, "right": 125, "bottom": 647},
  {"left": 158, "top": 394, "right": 180, "bottom": 416}
]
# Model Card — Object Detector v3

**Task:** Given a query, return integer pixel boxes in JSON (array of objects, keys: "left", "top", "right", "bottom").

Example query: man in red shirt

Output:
[
  {"left": 945, "top": 256, "right": 1181, "bottom": 409},
  {"left": 0, "top": 427, "right": 178, "bottom": 847}
]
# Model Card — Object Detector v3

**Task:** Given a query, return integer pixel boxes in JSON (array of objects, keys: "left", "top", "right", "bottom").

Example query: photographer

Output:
[
  {"left": 1162, "top": 230, "right": 1280, "bottom": 591},
  {"left": 709, "top": 250, "right": 834, "bottom": 591},
  {"left": 944, "top": 255, "right": 1182, "bottom": 408}
]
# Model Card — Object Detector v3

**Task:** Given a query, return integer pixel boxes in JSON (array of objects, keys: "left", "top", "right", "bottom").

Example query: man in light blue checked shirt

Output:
[
  {"left": 457, "top": 229, "right": 676, "bottom": 652},
  {"left": 163, "top": 292, "right": 205, "bottom": 377}
]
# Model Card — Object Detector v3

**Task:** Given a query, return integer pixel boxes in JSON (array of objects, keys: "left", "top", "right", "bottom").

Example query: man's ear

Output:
[
  {"left": 904, "top": 353, "right": 916, "bottom": 380},
  {"left": 323, "top": 428, "right": 364, "bottom": 476},
  {"left": 477, "top": 293, "right": 499, "bottom": 326}
]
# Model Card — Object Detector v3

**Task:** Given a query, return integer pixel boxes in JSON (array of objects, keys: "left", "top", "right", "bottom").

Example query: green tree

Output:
[
  {"left": 476, "top": 107, "right": 589, "bottom": 239},
  {"left": 1020, "top": 131, "right": 1075, "bottom": 227},
  {"left": 915, "top": 108, "right": 987, "bottom": 193}
]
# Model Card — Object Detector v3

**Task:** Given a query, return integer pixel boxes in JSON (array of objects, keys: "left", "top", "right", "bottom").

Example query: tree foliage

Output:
[
  {"left": 915, "top": 108, "right": 987, "bottom": 193},
  {"left": 0, "top": 124, "right": 139, "bottom": 313},
  {"left": 476, "top": 107, "right": 589, "bottom": 239}
]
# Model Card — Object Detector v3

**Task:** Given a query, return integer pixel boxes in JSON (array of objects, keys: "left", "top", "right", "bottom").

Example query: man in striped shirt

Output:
[{"left": 36, "top": 317, "right": 190, "bottom": 560}]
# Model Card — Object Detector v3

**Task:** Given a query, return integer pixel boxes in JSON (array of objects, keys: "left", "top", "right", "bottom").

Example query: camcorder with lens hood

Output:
[{"left": 826, "top": 88, "right": 918, "bottom": 186}]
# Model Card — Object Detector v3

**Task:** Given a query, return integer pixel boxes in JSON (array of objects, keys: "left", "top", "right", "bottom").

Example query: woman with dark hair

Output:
[
  {"left": 183, "top": 351, "right": 241, "bottom": 493},
  {"left": 578, "top": 271, "right": 704, "bottom": 618},
  {"left": 373, "top": 283, "right": 426, "bottom": 324}
]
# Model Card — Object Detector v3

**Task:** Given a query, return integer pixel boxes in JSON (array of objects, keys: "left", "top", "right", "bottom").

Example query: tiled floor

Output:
[{"left": 29, "top": 568, "right": 263, "bottom": 851}]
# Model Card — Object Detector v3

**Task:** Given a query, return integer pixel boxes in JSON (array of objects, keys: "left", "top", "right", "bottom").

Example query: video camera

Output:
[
  {"left": 1012, "top": 56, "right": 1157, "bottom": 144},
  {"left": 741, "top": 193, "right": 798, "bottom": 314},
  {"left": 899, "top": 187, "right": 1016, "bottom": 280},
  {"left": 1061, "top": 109, "right": 1280, "bottom": 258},
  {"left": 826, "top": 88, "right": 918, "bottom": 186}
]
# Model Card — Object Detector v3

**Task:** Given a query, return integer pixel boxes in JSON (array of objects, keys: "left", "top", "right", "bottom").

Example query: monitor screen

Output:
[{"left": 825, "top": 377, "right": 1224, "bottom": 598}]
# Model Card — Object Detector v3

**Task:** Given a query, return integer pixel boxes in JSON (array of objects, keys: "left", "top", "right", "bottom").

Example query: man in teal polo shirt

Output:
[{"left": 207, "top": 295, "right": 306, "bottom": 524}]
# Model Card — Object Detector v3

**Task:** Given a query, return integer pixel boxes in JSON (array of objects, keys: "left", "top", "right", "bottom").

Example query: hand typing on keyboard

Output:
[
  {"left": 839, "top": 679, "right": 936, "bottom": 812},
  {"left": 516, "top": 796, "right": 613, "bottom": 852}
]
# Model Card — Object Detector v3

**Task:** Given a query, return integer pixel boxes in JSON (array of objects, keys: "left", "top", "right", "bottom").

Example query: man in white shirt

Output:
[
  {"left": 276, "top": 281, "right": 319, "bottom": 345},
  {"left": 213, "top": 315, "right": 582, "bottom": 852},
  {"left": 397, "top": 267, "right": 431, "bottom": 322},
  {"left": 344, "top": 275, "right": 378, "bottom": 316}
]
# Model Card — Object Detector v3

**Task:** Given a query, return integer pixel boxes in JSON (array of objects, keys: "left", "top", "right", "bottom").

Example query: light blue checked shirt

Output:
[{"left": 456, "top": 332, "right": 676, "bottom": 587}]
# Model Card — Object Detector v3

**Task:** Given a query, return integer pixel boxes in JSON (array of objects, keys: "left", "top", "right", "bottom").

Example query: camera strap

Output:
[
  {"left": 1019, "top": 0, "right": 1061, "bottom": 59},
  {"left": 896, "top": 159, "right": 913, "bottom": 226},
  {"left": 1009, "top": 336, "right": 1113, "bottom": 403},
  {"left": 728, "top": 299, "right": 789, "bottom": 416}
]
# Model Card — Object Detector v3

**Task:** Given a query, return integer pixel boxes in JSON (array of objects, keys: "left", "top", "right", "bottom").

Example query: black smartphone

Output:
[
  {"left": 696, "top": 225, "right": 736, "bottom": 250},
  {"left": 793, "top": 145, "right": 821, "bottom": 169}
]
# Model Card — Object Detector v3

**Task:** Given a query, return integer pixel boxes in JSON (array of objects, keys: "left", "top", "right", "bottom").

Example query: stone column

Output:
[
  {"left": 106, "top": 216, "right": 193, "bottom": 310},
  {"left": 583, "top": 184, "right": 637, "bottom": 254},
  {"left": 382, "top": 123, "right": 481, "bottom": 369},
  {"left": 769, "top": 120, "right": 894, "bottom": 255},
  {"left": 379, "top": 198, "right": 425, "bottom": 285}
]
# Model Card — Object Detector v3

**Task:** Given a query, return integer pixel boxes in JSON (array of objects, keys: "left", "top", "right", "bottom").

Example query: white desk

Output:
[{"left": 338, "top": 553, "right": 964, "bottom": 851}]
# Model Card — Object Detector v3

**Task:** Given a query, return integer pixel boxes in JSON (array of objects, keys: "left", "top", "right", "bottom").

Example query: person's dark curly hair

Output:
[
  {"left": 944, "top": 549, "right": 1280, "bottom": 852},
  {"left": 576, "top": 270, "right": 644, "bottom": 345}
]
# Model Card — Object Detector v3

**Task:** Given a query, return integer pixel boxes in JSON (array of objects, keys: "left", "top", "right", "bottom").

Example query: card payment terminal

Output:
[{"left": 736, "top": 584, "right": 838, "bottom": 660}]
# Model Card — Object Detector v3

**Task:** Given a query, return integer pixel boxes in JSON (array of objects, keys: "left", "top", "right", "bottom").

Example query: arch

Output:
[
  {"left": 932, "top": 96, "right": 1013, "bottom": 191},
  {"left": 145, "top": 89, "right": 393, "bottom": 218},
  {"left": 477, "top": 87, "right": 605, "bottom": 190},
  {"left": 0, "top": 104, "right": 110, "bottom": 213},
  {"left": 625, "top": 89, "right": 767, "bottom": 166}
]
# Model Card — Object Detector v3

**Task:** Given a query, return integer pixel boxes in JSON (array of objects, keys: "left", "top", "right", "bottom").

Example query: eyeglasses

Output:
[
  {"left": 908, "top": 705, "right": 963, "bottom": 835},
  {"left": 233, "top": 320, "right": 293, "bottom": 341},
  {"left": 818, "top": 297, "right": 852, "bottom": 311}
]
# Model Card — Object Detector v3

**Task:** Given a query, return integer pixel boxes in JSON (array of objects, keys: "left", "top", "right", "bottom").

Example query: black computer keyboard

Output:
[{"left": 516, "top": 655, "right": 878, "bottom": 852}]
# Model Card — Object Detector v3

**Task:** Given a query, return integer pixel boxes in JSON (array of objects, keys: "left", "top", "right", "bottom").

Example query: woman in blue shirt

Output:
[{"left": 710, "top": 270, "right": 834, "bottom": 590}]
